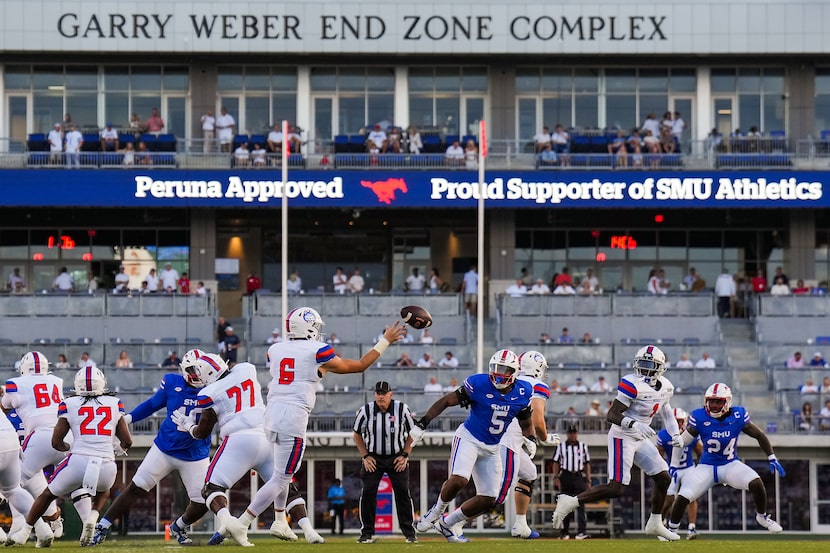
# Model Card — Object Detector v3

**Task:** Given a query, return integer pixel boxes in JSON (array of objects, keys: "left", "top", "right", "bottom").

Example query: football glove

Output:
[
  {"left": 669, "top": 433, "right": 684, "bottom": 448},
  {"left": 769, "top": 455, "right": 786, "bottom": 477},
  {"left": 171, "top": 410, "right": 196, "bottom": 436},
  {"left": 409, "top": 425, "right": 426, "bottom": 446},
  {"left": 668, "top": 466, "right": 679, "bottom": 482},
  {"left": 112, "top": 436, "right": 128, "bottom": 457},
  {"left": 539, "top": 433, "right": 561, "bottom": 447},
  {"left": 123, "top": 413, "right": 132, "bottom": 425},
  {"left": 522, "top": 436, "right": 538, "bottom": 459},
  {"left": 632, "top": 421, "right": 656, "bottom": 440}
]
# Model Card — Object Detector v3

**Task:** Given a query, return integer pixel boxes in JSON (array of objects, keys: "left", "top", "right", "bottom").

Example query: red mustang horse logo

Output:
[{"left": 361, "top": 177, "right": 408, "bottom": 205}]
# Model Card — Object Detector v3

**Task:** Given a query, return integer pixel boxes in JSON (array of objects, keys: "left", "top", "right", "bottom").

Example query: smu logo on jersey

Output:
[
  {"left": 711, "top": 430, "right": 732, "bottom": 438},
  {"left": 182, "top": 398, "right": 199, "bottom": 406},
  {"left": 492, "top": 404, "right": 509, "bottom": 413}
]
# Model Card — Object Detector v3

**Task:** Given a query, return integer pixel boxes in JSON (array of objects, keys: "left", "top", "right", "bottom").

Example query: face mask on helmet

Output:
[
  {"left": 188, "top": 353, "right": 228, "bottom": 388},
  {"left": 286, "top": 307, "right": 325, "bottom": 341},
  {"left": 518, "top": 350, "right": 548, "bottom": 380},
  {"left": 489, "top": 349, "right": 519, "bottom": 390},
  {"left": 673, "top": 407, "right": 689, "bottom": 433},
  {"left": 704, "top": 383, "right": 733, "bottom": 418},
  {"left": 74, "top": 365, "right": 107, "bottom": 396},
  {"left": 19, "top": 351, "right": 50, "bottom": 376},
  {"left": 180, "top": 348, "right": 206, "bottom": 384},
  {"left": 633, "top": 345, "right": 666, "bottom": 387}
]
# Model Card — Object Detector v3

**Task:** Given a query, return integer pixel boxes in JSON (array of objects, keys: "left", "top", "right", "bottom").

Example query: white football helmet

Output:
[
  {"left": 180, "top": 348, "right": 206, "bottom": 384},
  {"left": 18, "top": 351, "right": 50, "bottom": 376},
  {"left": 489, "top": 349, "right": 520, "bottom": 390},
  {"left": 74, "top": 365, "right": 107, "bottom": 396},
  {"left": 518, "top": 350, "right": 548, "bottom": 380},
  {"left": 286, "top": 307, "right": 325, "bottom": 341},
  {"left": 633, "top": 345, "right": 667, "bottom": 387},
  {"left": 704, "top": 382, "right": 733, "bottom": 418},
  {"left": 673, "top": 407, "right": 689, "bottom": 433},
  {"left": 189, "top": 353, "right": 228, "bottom": 388}
]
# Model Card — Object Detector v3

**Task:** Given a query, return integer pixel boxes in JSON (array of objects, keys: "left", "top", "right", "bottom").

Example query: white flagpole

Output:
[
  {"left": 281, "top": 120, "right": 289, "bottom": 326},
  {"left": 476, "top": 121, "right": 486, "bottom": 373}
]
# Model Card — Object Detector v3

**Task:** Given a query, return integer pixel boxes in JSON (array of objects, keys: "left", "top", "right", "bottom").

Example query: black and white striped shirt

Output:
[
  {"left": 553, "top": 440, "right": 591, "bottom": 473},
  {"left": 353, "top": 399, "right": 414, "bottom": 456}
]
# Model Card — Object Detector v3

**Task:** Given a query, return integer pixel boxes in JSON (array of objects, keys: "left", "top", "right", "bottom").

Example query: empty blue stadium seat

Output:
[
  {"left": 27, "top": 133, "right": 48, "bottom": 151},
  {"left": 815, "top": 336, "right": 830, "bottom": 344},
  {"left": 348, "top": 135, "right": 367, "bottom": 153},
  {"left": 155, "top": 134, "right": 177, "bottom": 152},
  {"left": 334, "top": 135, "right": 349, "bottom": 153}
]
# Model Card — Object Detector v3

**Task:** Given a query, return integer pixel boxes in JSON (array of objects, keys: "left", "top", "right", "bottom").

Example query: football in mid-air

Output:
[{"left": 400, "top": 305, "right": 433, "bottom": 329}]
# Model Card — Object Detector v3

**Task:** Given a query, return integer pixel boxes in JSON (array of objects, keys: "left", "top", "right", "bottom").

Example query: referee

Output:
[
  {"left": 552, "top": 424, "right": 592, "bottom": 539},
  {"left": 352, "top": 381, "right": 418, "bottom": 544}
]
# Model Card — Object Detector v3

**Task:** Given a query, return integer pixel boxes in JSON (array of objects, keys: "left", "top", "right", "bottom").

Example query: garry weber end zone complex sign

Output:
[{"left": 1, "top": 170, "right": 828, "bottom": 208}]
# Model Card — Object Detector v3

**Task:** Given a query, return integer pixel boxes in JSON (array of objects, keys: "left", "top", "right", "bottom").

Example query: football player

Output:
[
  {"left": 7, "top": 366, "right": 131, "bottom": 547},
  {"left": 551, "top": 345, "right": 682, "bottom": 541},
  {"left": 91, "top": 349, "right": 210, "bottom": 546},
  {"left": 1, "top": 351, "right": 67, "bottom": 538},
  {"left": 408, "top": 349, "right": 536, "bottom": 542},
  {"left": 667, "top": 383, "right": 785, "bottom": 534},
  {"left": 656, "top": 407, "right": 702, "bottom": 539},
  {"left": 221, "top": 307, "right": 405, "bottom": 546},
  {"left": 499, "top": 351, "right": 559, "bottom": 539},
  {"left": 170, "top": 354, "right": 324, "bottom": 545}
]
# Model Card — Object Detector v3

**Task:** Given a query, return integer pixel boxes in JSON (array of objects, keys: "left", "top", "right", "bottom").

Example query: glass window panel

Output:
[
  {"left": 738, "top": 94, "right": 761, "bottom": 133},
  {"left": 408, "top": 68, "right": 433, "bottom": 92},
  {"left": 368, "top": 94, "right": 394, "bottom": 128},
  {"left": 241, "top": 68, "right": 269, "bottom": 91},
  {"left": 105, "top": 93, "right": 129, "bottom": 129},
  {"left": 32, "top": 67, "right": 64, "bottom": 90},
  {"left": 541, "top": 70, "right": 572, "bottom": 92},
  {"left": 435, "top": 96, "right": 460, "bottom": 134},
  {"left": 66, "top": 68, "right": 98, "bottom": 91},
  {"left": 162, "top": 68, "right": 189, "bottom": 91},
  {"left": 0, "top": 230, "right": 29, "bottom": 259},
  {"left": 66, "top": 93, "right": 98, "bottom": 129},
  {"left": 573, "top": 69, "right": 599, "bottom": 93},
  {"left": 132, "top": 96, "right": 161, "bottom": 124},
  {"left": 640, "top": 95, "right": 668, "bottom": 122},
  {"left": 711, "top": 69, "right": 736, "bottom": 92},
  {"left": 737, "top": 68, "right": 761, "bottom": 92},
  {"left": 461, "top": 68, "right": 487, "bottom": 92},
  {"left": 605, "top": 95, "right": 636, "bottom": 130},
  {"left": 815, "top": 94, "right": 830, "bottom": 133},
  {"left": 515, "top": 69, "right": 540, "bottom": 93},
  {"left": 762, "top": 69, "right": 785, "bottom": 93},
  {"left": 4, "top": 66, "right": 31, "bottom": 90},
  {"left": 104, "top": 67, "right": 129, "bottom": 91},
  {"left": 434, "top": 68, "right": 460, "bottom": 92},
  {"left": 409, "top": 96, "right": 433, "bottom": 127},
  {"left": 130, "top": 68, "right": 161, "bottom": 91},
  {"left": 605, "top": 69, "right": 636, "bottom": 93},
  {"left": 515, "top": 230, "right": 532, "bottom": 249},
  {"left": 638, "top": 69, "right": 668, "bottom": 92},
  {"left": 574, "top": 95, "right": 598, "bottom": 128},
  {"left": 310, "top": 67, "right": 336, "bottom": 91},
  {"left": 338, "top": 96, "right": 366, "bottom": 135},
  {"left": 669, "top": 68, "right": 696, "bottom": 92},
  {"left": 763, "top": 94, "right": 785, "bottom": 132},
  {"left": 30, "top": 230, "right": 61, "bottom": 260},
  {"left": 518, "top": 98, "right": 536, "bottom": 142},
  {"left": 33, "top": 92, "right": 64, "bottom": 134},
  {"left": 271, "top": 68, "right": 297, "bottom": 91},
  {"left": 272, "top": 95, "right": 297, "bottom": 127},
  {"left": 338, "top": 68, "right": 365, "bottom": 92},
  {"left": 245, "top": 96, "right": 271, "bottom": 134},
  {"left": 817, "top": 69, "right": 830, "bottom": 94},
  {"left": 217, "top": 67, "right": 244, "bottom": 91},
  {"left": 542, "top": 96, "right": 572, "bottom": 128},
  {"left": 366, "top": 68, "right": 394, "bottom": 91}
]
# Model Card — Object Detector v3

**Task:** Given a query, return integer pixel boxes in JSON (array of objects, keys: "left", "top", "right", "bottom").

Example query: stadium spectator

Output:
[
  {"left": 161, "top": 350, "right": 181, "bottom": 368},
  {"left": 554, "top": 267, "right": 572, "bottom": 287},
  {"left": 100, "top": 122, "right": 119, "bottom": 152},
  {"left": 266, "top": 329, "right": 282, "bottom": 345},
  {"left": 798, "top": 401, "right": 815, "bottom": 431},
  {"left": 423, "top": 376, "right": 443, "bottom": 394},
  {"left": 222, "top": 327, "right": 241, "bottom": 364},
  {"left": 540, "top": 333, "right": 552, "bottom": 344},
  {"left": 366, "top": 124, "right": 387, "bottom": 153},
  {"left": 445, "top": 139, "right": 464, "bottom": 166},
  {"left": 821, "top": 376, "right": 830, "bottom": 394},
  {"left": 332, "top": 267, "right": 348, "bottom": 294},
  {"left": 582, "top": 268, "right": 599, "bottom": 293},
  {"left": 559, "top": 327, "right": 574, "bottom": 343},
  {"left": 549, "top": 379, "right": 562, "bottom": 393},
  {"left": 195, "top": 281, "right": 207, "bottom": 296},
  {"left": 810, "top": 352, "right": 828, "bottom": 368},
  {"left": 567, "top": 377, "right": 587, "bottom": 393},
  {"left": 419, "top": 330, "right": 434, "bottom": 344},
  {"left": 695, "top": 352, "right": 716, "bottom": 369},
  {"left": 590, "top": 376, "right": 609, "bottom": 393},
  {"left": 145, "top": 268, "right": 159, "bottom": 293},
  {"left": 145, "top": 107, "right": 165, "bottom": 134},
  {"left": 585, "top": 398, "right": 604, "bottom": 417},
  {"left": 538, "top": 143, "right": 558, "bottom": 166},
  {"left": 327, "top": 334, "right": 341, "bottom": 345},
  {"left": 216, "top": 106, "right": 235, "bottom": 153},
  {"left": 580, "top": 332, "right": 595, "bottom": 344},
  {"left": 326, "top": 479, "right": 346, "bottom": 535},
  {"left": 820, "top": 400, "right": 830, "bottom": 431},
  {"left": 399, "top": 327, "right": 414, "bottom": 344},
  {"left": 395, "top": 353, "right": 414, "bottom": 368},
  {"left": 245, "top": 271, "right": 261, "bottom": 295},
  {"left": 407, "top": 126, "right": 423, "bottom": 154},
  {"left": 348, "top": 267, "right": 365, "bottom": 294},
  {"left": 216, "top": 316, "right": 231, "bottom": 350},
  {"left": 533, "top": 126, "right": 551, "bottom": 152},
  {"left": 438, "top": 351, "right": 459, "bottom": 369},
  {"left": 48, "top": 122, "right": 63, "bottom": 165},
  {"left": 801, "top": 378, "right": 819, "bottom": 394},
  {"left": 786, "top": 351, "right": 804, "bottom": 368},
  {"left": 528, "top": 278, "right": 550, "bottom": 294},
  {"left": 53, "top": 267, "right": 74, "bottom": 293},
  {"left": 683, "top": 267, "right": 698, "bottom": 290},
  {"left": 286, "top": 271, "right": 303, "bottom": 294},
  {"left": 792, "top": 279, "right": 810, "bottom": 294},
  {"left": 405, "top": 267, "right": 425, "bottom": 292},
  {"left": 55, "top": 354, "right": 70, "bottom": 369},
  {"left": 443, "top": 377, "right": 460, "bottom": 392},
  {"left": 417, "top": 353, "right": 435, "bottom": 368},
  {"left": 751, "top": 269, "right": 767, "bottom": 294},
  {"left": 7, "top": 267, "right": 25, "bottom": 293},
  {"left": 461, "top": 265, "right": 478, "bottom": 315},
  {"left": 201, "top": 110, "right": 215, "bottom": 152},
  {"left": 641, "top": 112, "right": 661, "bottom": 139},
  {"left": 551, "top": 124, "right": 570, "bottom": 158},
  {"left": 715, "top": 268, "right": 736, "bottom": 318},
  {"left": 505, "top": 279, "right": 528, "bottom": 297},
  {"left": 78, "top": 351, "right": 96, "bottom": 368},
  {"left": 773, "top": 266, "right": 789, "bottom": 286},
  {"left": 675, "top": 353, "right": 694, "bottom": 368},
  {"left": 115, "top": 351, "right": 133, "bottom": 369},
  {"left": 553, "top": 280, "right": 576, "bottom": 295},
  {"left": 769, "top": 277, "right": 790, "bottom": 295}
]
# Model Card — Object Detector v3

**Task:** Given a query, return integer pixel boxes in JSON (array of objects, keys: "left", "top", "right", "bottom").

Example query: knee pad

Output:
[
  {"left": 202, "top": 482, "right": 228, "bottom": 508},
  {"left": 514, "top": 478, "right": 534, "bottom": 498}
]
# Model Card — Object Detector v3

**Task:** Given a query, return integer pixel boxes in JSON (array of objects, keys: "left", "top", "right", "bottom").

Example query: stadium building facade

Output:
[{"left": 1, "top": 0, "right": 829, "bottom": 537}]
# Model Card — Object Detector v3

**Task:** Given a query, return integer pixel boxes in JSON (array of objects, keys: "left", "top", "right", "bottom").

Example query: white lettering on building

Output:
[{"left": 133, "top": 175, "right": 344, "bottom": 202}]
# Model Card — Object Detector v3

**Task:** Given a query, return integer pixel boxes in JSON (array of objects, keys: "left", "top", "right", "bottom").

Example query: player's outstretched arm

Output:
[
  {"left": 606, "top": 399, "right": 628, "bottom": 426},
  {"left": 50, "top": 418, "right": 71, "bottom": 452},
  {"left": 742, "top": 422, "right": 774, "bottom": 456},
  {"left": 323, "top": 320, "right": 406, "bottom": 375},
  {"left": 115, "top": 415, "right": 133, "bottom": 451}
]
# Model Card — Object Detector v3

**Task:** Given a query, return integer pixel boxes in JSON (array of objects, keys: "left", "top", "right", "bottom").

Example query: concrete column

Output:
[
  {"left": 789, "top": 209, "right": 815, "bottom": 280},
  {"left": 788, "top": 65, "right": 816, "bottom": 143}
]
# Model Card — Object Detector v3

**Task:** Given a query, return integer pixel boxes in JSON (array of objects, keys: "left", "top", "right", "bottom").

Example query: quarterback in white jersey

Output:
[
  {"left": 222, "top": 307, "right": 405, "bottom": 546},
  {"left": 8, "top": 366, "right": 131, "bottom": 547},
  {"left": 499, "top": 351, "right": 560, "bottom": 539},
  {"left": 1, "top": 351, "right": 67, "bottom": 533},
  {"left": 552, "top": 345, "right": 682, "bottom": 541}
]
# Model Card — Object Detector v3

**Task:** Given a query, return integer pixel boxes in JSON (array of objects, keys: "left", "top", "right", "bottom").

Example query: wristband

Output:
[
  {"left": 416, "top": 416, "right": 431, "bottom": 429},
  {"left": 621, "top": 416, "right": 635, "bottom": 429},
  {"left": 400, "top": 452, "right": 409, "bottom": 458},
  {"left": 372, "top": 337, "right": 390, "bottom": 355},
  {"left": 526, "top": 436, "right": 538, "bottom": 443},
  {"left": 768, "top": 454, "right": 777, "bottom": 461},
  {"left": 363, "top": 454, "right": 371, "bottom": 459}
]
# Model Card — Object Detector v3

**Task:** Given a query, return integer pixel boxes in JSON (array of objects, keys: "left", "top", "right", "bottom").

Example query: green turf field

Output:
[{"left": 50, "top": 534, "right": 830, "bottom": 552}]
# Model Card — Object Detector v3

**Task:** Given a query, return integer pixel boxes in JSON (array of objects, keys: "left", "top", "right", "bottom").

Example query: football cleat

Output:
[
  {"left": 415, "top": 506, "right": 442, "bottom": 533},
  {"left": 79, "top": 514, "right": 98, "bottom": 547},
  {"left": 551, "top": 494, "right": 579, "bottom": 529},
  {"left": 686, "top": 527, "right": 698, "bottom": 540},
  {"left": 755, "top": 513, "right": 782, "bottom": 533},
  {"left": 575, "top": 533, "right": 589, "bottom": 540},
  {"left": 304, "top": 529, "right": 325, "bottom": 544},
  {"left": 49, "top": 518, "right": 64, "bottom": 539},
  {"left": 169, "top": 520, "right": 193, "bottom": 545},
  {"left": 447, "top": 516, "right": 471, "bottom": 543},
  {"left": 207, "top": 531, "right": 226, "bottom": 546},
  {"left": 435, "top": 518, "right": 466, "bottom": 543},
  {"left": 357, "top": 536, "right": 375, "bottom": 544},
  {"left": 269, "top": 519, "right": 298, "bottom": 541},
  {"left": 644, "top": 516, "right": 680, "bottom": 541},
  {"left": 223, "top": 517, "right": 254, "bottom": 547},
  {"left": 510, "top": 521, "right": 539, "bottom": 539},
  {"left": 90, "top": 525, "right": 109, "bottom": 546},
  {"left": 6, "top": 526, "right": 31, "bottom": 547}
]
